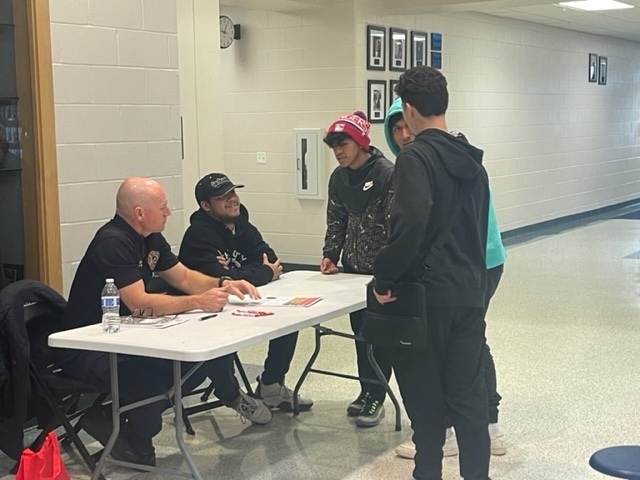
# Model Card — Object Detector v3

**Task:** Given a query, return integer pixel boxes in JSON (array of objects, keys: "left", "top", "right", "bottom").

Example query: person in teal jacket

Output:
[{"left": 384, "top": 97, "right": 507, "bottom": 460}]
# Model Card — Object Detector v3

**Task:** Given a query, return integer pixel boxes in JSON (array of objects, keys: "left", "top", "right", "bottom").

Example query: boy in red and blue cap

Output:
[{"left": 321, "top": 111, "right": 395, "bottom": 427}]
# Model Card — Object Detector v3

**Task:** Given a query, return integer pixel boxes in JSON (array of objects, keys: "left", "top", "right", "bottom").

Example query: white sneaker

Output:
[
  {"left": 257, "top": 376, "right": 314, "bottom": 412},
  {"left": 427, "top": 427, "right": 506, "bottom": 456},
  {"left": 394, "top": 432, "right": 458, "bottom": 459},
  {"left": 443, "top": 429, "right": 459, "bottom": 457},
  {"left": 229, "top": 390, "right": 272, "bottom": 425},
  {"left": 395, "top": 440, "right": 416, "bottom": 459},
  {"left": 491, "top": 431, "right": 506, "bottom": 456},
  {"left": 441, "top": 427, "right": 506, "bottom": 457}
]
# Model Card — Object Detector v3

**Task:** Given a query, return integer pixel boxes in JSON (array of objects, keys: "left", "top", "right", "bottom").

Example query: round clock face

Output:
[{"left": 219, "top": 15, "right": 235, "bottom": 49}]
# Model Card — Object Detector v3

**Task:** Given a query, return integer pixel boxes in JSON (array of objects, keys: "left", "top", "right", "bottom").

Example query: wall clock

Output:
[{"left": 220, "top": 15, "right": 235, "bottom": 49}]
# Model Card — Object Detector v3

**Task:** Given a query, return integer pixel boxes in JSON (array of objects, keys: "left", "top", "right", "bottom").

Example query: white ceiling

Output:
[{"left": 221, "top": 0, "right": 640, "bottom": 43}]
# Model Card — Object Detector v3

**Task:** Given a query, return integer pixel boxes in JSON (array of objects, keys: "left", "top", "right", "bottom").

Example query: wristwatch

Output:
[{"left": 218, "top": 275, "right": 232, "bottom": 287}]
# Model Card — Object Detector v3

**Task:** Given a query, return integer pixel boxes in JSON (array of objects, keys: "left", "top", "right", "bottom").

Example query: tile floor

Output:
[{"left": 2, "top": 207, "right": 640, "bottom": 480}]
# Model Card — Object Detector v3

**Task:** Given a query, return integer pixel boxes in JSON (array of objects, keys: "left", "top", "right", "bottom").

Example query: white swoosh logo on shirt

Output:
[{"left": 363, "top": 181, "right": 374, "bottom": 191}]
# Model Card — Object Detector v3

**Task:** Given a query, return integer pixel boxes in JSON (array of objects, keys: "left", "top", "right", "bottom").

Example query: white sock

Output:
[
  {"left": 446, "top": 427, "right": 455, "bottom": 439},
  {"left": 489, "top": 423, "right": 500, "bottom": 436}
]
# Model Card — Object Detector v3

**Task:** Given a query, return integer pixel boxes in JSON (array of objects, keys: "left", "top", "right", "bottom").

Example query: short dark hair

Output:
[
  {"left": 323, "top": 132, "right": 352, "bottom": 148},
  {"left": 396, "top": 66, "right": 448, "bottom": 117}
]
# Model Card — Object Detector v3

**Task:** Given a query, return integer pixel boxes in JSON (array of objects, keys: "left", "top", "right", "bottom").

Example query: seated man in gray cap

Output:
[{"left": 179, "top": 173, "right": 313, "bottom": 412}]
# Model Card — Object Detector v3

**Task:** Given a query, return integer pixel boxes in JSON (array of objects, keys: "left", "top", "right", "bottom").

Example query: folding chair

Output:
[{"left": 0, "top": 280, "right": 106, "bottom": 476}]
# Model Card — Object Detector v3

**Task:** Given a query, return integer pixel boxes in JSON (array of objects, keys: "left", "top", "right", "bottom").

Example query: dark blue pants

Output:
[
  {"left": 445, "top": 264, "right": 503, "bottom": 428},
  {"left": 482, "top": 265, "right": 504, "bottom": 424},
  {"left": 260, "top": 332, "right": 298, "bottom": 385},
  {"left": 393, "top": 306, "right": 490, "bottom": 480},
  {"left": 350, "top": 309, "right": 394, "bottom": 402}
]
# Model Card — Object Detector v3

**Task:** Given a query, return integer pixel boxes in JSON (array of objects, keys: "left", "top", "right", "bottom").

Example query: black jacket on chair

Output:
[{"left": 0, "top": 280, "right": 66, "bottom": 460}]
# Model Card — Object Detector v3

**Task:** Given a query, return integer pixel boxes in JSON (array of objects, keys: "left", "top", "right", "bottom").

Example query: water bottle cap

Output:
[{"left": 106, "top": 278, "right": 114, "bottom": 283}]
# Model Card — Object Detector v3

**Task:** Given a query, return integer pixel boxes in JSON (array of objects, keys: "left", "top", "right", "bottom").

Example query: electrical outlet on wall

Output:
[{"left": 257, "top": 152, "right": 267, "bottom": 164}]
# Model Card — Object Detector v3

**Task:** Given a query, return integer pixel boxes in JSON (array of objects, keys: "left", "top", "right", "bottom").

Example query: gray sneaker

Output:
[
  {"left": 230, "top": 390, "right": 272, "bottom": 425},
  {"left": 257, "top": 376, "right": 314, "bottom": 412}
]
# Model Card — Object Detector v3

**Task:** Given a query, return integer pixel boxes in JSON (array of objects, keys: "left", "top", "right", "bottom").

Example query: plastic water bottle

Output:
[{"left": 101, "top": 278, "right": 120, "bottom": 334}]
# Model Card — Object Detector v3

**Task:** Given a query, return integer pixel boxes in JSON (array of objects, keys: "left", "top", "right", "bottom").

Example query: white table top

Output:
[{"left": 49, "top": 271, "right": 370, "bottom": 362}]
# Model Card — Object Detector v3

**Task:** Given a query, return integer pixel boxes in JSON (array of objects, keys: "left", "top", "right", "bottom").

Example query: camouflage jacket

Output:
[{"left": 323, "top": 149, "right": 394, "bottom": 274}]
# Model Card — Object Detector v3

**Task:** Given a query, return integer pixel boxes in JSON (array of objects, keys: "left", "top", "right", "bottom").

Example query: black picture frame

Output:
[
  {"left": 431, "top": 33, "right": 442, "bottom": 51},
  {"left": 411, "top": 31, "right": 427, "bottom": 67},
  {"left": 389, "top": 79, "right": 400, "bottom": 106},
  {"left": 431, "top": 51, "right": 442, "bottom": 69},
  {"left": 368, "top": 80, "right": 387, "bottom": 124},
  {"left": 0, "top": 98, "right": 21, "bottom": 167},
  {"left": 367, "top": 25, "right": 386, "bottom": 71},
  {"left": 389, "top": 27, "right": 407, "bottom": 72},
  {"left": 588, "top": 53, "right": 598, "bottom": 83},
  {"left": 598, "top": 56, "right": 607, "bottom": 85}
]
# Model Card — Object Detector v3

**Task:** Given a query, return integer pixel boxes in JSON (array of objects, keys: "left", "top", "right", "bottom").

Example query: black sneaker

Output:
[
  {"left": 356, "top": 398, "right": 385, "bottom": 427},
  {"left": 79, "top": 405, "right": 156, "bottom": 467},
  {"left": 118, "top": 423, "right": 156, "bottom": 467},
  {"left": 78, "top": 405, "right": 120, "bottom": 447},
  {"left": 346, "top": 392, "right": 369, "bottom": 416}
]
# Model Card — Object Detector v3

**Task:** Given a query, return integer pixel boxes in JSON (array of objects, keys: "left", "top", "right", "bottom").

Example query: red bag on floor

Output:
[{"left": 15, "top": 431, "right": 70, "bottom": 480}]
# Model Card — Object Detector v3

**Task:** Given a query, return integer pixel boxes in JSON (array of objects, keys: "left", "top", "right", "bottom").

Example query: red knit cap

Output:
[{"left": 326, "top": 111, "right": 371, "bottom": 150}]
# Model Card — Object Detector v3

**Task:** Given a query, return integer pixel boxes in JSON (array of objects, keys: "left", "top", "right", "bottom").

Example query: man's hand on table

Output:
[
  {"left": 320, "top": 258, "right": 339, "bottom": 274},
  {"left": 198, "top": 287, "right": 230, "bottom": 312},
  {"left": 222, "top": 279, "right": 260, "bottom": 300}
]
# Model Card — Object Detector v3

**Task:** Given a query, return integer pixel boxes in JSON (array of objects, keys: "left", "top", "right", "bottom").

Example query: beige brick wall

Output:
[{"left": 50, "top": 0, "right": 183, "bottom": 295}]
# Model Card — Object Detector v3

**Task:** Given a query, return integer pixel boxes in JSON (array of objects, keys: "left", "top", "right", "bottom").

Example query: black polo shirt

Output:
[{"left": 62, "top": 215, "right": 179, "bottom": 331}]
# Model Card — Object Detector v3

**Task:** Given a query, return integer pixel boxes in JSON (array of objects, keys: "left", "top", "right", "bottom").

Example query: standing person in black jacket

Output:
[
  {"left": 372, "top": 67, "right": 491, "bottom": 480},
  {"left": 321, "top": 111, "right": 395, "bottom": 428},
  {"left": 179, "top": 173, "right": 313, "bottom": 412}
]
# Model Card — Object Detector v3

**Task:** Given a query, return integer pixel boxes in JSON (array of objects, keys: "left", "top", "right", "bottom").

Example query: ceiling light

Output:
[{"left": 557, "top": 0, "right": 634, "bottom": 11}]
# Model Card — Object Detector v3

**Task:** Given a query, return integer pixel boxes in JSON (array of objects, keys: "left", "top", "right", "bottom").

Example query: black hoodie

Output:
[
  {"left": 179, "top": 204, "right": 277, "bottom": 287},
  {"left": 373, "top": 128, "right": 488, "bottom": 307}
]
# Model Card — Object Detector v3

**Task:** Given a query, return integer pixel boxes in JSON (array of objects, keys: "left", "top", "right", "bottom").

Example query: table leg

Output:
[
  {"left": 90, "top": 353, "right": 121, "bottom": 480},
  {"left": 366, "top": 344, "right": 402, "bottom": 431},
  {"left": 292, "top": 326, "right": 323, "bottom": 415},
  {"left": 172, "top": 360, "right": 204, "bottom": 480}
]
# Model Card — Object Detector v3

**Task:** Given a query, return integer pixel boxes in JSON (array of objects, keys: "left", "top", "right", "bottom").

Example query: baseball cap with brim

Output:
[{"left": 195, "top": 173, "right": 245, "bottom": 203}]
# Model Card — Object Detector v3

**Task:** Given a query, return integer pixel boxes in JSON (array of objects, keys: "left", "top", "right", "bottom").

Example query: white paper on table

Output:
[{"left": 258, "top": 296, "right": 322, "bottom": 307}]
